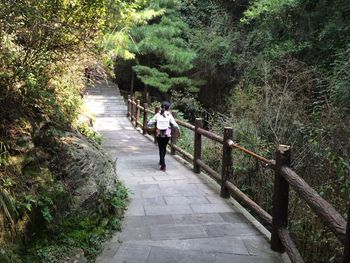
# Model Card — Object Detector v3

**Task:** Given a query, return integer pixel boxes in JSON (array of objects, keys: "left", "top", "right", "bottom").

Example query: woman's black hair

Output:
[{"left": 161, "top": 101, "right": 170, "bottom": 116}]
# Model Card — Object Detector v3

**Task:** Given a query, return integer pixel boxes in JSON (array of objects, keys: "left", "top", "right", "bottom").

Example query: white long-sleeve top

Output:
[{"left": 147, "top": 111, "right": 179, "bottom": 131}]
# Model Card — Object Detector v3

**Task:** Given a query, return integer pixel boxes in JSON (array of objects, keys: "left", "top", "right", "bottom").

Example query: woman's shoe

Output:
[{"left": 160, "top": 164, "right": 166, "bottom": 171}]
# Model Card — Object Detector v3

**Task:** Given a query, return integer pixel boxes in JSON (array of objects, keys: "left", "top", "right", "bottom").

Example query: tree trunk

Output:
[
  {"left": 144, "top": 84, "right": 149, "bottom": 103},
  {"left": 130, "top": 69, "right": 135, "bottom": 96}
]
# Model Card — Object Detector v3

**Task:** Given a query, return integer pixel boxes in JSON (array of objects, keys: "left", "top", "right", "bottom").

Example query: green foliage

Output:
[
  {"left": 132, "top": 65, "right": 199, "bottom": 92},
  {"left": 132, "top": 65, "right": 172, "bottom": 91},
  {"left": 99, "top": 0, "right": 165, "bottom": 67},
  {"left": 23, "top": 182, "right": 128, "bottom": 262},
  {"left": 77, "top": 124, "right": 103, "bottom": 145},
  {"left": 0, "top": 0, "right": 106, "bottom": 127},
  {"left": 177, "top": 1, "right": 350, "bottom": 261},
  {"left": 330, "top": 44, "right": 350, "bottom": 110},
  {"left": 1, "top": 0, "right": 350, "bottom": 262},
  {"left": 180, "top": 0, "right": 240, "bottom": 109},
  {"left": 171, "top": 91, "right": 204, "bottom": 122},
  {"left": 112, "top": 0, "right": 200, "bottom": 93},
  {"left": 0, "top": 1, "right": 130, "bottom": 261},
  {"left": 242, "top": 0, "right": 301, "bottom": 23}
]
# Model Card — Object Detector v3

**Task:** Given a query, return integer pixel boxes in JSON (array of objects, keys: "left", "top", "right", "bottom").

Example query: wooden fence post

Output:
[
  {"left": 221, "top": 127, "right": 233, "bottom": 198},
  {"left": 136, "top": 99, "right": 140, "bottom": 128},
  {"left": 343, "top": 205, "right": 350, "bottom": 263},
  {"left": 143, "top": 103, "right": 148, "bottom": 135},
  {"left": 154, "top": 106, "right": 160, "bottom": 143},
  {"left": 193, "top": 118, "right": 203, "bottom": 173},
  {"left": 271, "top": 145, "right": 291, "bottom": 253},
  {"left": 171, "top": 112, "right": 178, "bottom": 155},
  {"left": 130, "top": 97, "right": 135, "bottom": 124},
  {"left": 127, "top": 95, "right": 131, "bottom": 118}
]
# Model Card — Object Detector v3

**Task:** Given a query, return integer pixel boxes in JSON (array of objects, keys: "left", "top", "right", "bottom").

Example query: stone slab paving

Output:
[{"left": 87, "top": 81, "right": 284, "bottom": 263}]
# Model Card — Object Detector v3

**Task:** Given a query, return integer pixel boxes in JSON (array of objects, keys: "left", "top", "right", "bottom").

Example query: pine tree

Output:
[{"left": 129, "top": 0, "right": 199, "bottom": 93}]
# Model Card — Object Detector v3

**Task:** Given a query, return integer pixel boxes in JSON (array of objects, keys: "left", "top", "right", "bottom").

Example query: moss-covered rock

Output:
[{"left": 58, "top": 131, "right": 117, "bottom": 210}]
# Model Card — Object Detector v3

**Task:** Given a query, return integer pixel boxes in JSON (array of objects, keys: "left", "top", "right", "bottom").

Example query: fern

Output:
[{"left": 0, "top": 189, "right": 16, "bottom": 225}]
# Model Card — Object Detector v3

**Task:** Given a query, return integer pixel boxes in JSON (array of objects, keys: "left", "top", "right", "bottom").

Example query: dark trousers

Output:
[{"left": 157, "top": 137, "right": 170, "bottom": 166}]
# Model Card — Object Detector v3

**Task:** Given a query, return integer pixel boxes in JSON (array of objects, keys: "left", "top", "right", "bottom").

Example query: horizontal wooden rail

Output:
[
  {"left": 137, "top": 104, "right": 144, "bottom": 111},
  {"left": 173, "top": 145, "right": 194, "bottom": 161},
  {"left": 176, "top": 119, "right": 195, "bottom": 131},
  {"left": 146, "top": 108, "right": 154, "bottom": 115},
  {"left": 196, "top": 159, "right": 221, "bottom": 182},
  {"left": 225, "top": 181, "right": 272, "bottom": 226},
  {"left": 126, "top": 95, "right": 349, "bottom": 262},
  {"left": 280, "top": 166, "right": 346, "bottom": 242},
  {"left": 227, "top": 140, "right": 273, "bottom": 166},
  {"left": 197, "top": 127, "right": 224, "bottom": 144},
  {"left": 278, "top": 228, "right": 304, "bottom": 263}
]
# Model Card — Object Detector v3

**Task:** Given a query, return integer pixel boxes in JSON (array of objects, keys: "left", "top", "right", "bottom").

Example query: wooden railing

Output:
[{"left": 127, "top": 96, "right": 350, "bottom": 263}]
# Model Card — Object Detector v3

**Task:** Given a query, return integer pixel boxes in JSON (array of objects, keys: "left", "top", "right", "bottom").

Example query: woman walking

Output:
[{"left": 148, "top": 101, "right": 180, "bottom": 171}]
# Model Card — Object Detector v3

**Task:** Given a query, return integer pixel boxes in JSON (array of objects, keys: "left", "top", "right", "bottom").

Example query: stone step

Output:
[
  {"left": 85, "top": 89, "right": 120, "bottom": 95},
  {"left": 92, "top": 109, "right": 127, "bottom": 112},
  {"left": 85, "top": 96, "right": 124, "bottom": 98},
  {"left": 84, "top": 97, "right": 125, "bottom": 100},
  {"left": 85, "top": 103, "right": 126, "bottom": 106},
  {"left": 89, "top": 112, "right": 127, "bottom": 114},
  {"left": 87, "top": 106, "right": 126, "bottom": 109},
  {"left": 86, "top": 93, "right": 121, "bottom": 97},
  {"left": 85, "top": 103, "right": 126, "bottom": 107},
  {"left": 85, "top": 101, "right": 126, "bottom": 104},
  {"left": 92, "top": 112, "right": 127, "bottom": 115},
  {"left": 87, "top": 107, "right": 126, "bottom": 110},
  {"left": 95, "top": 114, "right": 127, "bottom": 117},
  {"left": 85, "top": 100, "right": 125, "bottom": 104},
  {"left": 94, "top": 111, "right": 127, "bottom": 114},
  {"left": 86, "top": 98, "right": 125, "bottom": 101},
  {"left": 86, "top": 104, "right": 126, "bottom": 107},
  {"left": 86, "top": 96, "right": 124, "bottom": 98}
]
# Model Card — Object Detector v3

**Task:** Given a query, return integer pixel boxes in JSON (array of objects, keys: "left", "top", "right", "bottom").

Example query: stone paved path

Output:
[{"left": 86, "top": 81, "right": 284, "bottom": 263}]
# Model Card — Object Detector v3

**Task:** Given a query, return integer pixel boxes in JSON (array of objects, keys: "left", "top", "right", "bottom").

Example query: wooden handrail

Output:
[
  {"left": 280, "top": 166, "right": 346, "bottom": 242},
  {"left": 127, "top": 95, "right": 131, "bottom": 118},
  {"left": 146, "top": 108, "right": 154, "bottom": 115},
  {"left": 227, "top": 140, "right": 274, "bottom": 166},
  {"left": 271, "top": 146, "right": 290, "bottom": 253},
  {"left": 277, "top": 228, "right": 304, "bottom": 263},
  {"left": 221, "top": 127, "right": 233, "bottom": 198},
  {"left": 176, "top": 119, "right": 195, "bottom": 131},
  {"left": 193, "top": 118, "right": 203, "bottom": 173},
  {"left": 173, "top": 145, "right": 194, "bottom": 161},
  {"left": 135, "top": 100, "right": 140, "bottom": 128},
  {"left": 170, "top": 112, "right": 178, "bottom": 155},
  {"left": 197, "top": 159, "right": 272, "bottom": 226},
  {"left": 196, "top": 159, "right": 221, "bottom": 182},
  {"left": 137, "top": 104, "right": 144, "bottom": 111},
  {"left": 136, "top": 121, "right": 142, "bottom": 127},
  {"left": 126, "top": 96, "right": 349, "bottom": 263},
  {"left": 142, "top": 103, "right": 148, "bottom": 135},
  {"left": 225, "top": 181, "right": 273, "bottom": 226},
  {"left": 197, "top": 127, "right": 224, "bottom": 144}
]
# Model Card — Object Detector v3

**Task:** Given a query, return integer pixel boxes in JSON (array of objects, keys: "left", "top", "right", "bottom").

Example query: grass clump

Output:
[{"left": 21, "top": 182, "right": 128, "bottom": 263}]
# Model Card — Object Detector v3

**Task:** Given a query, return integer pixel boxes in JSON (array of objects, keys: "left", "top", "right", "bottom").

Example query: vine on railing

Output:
[{"left": 127, "top": 96, "right": 350, "bottom": 263}]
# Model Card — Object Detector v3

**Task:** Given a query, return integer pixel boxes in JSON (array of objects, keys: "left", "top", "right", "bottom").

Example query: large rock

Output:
[{"left": 59, "top": 131, "right": 117, "bottom": 209}]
